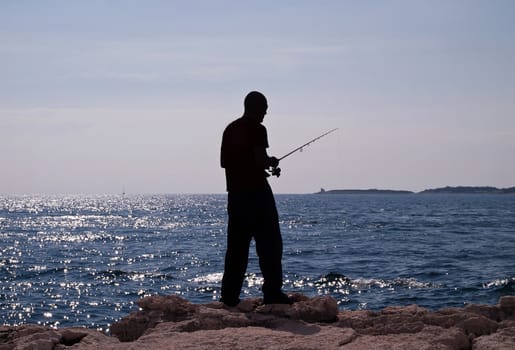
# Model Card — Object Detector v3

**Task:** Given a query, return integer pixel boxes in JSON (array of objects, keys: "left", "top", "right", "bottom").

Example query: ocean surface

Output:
[{"left": 1, "top": 193, "right": 514, "bottom": 331}]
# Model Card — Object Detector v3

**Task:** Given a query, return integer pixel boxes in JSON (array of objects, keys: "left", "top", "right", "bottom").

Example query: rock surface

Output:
[{"left": 1, "top": 294, "right": 514, "bottom": 349}]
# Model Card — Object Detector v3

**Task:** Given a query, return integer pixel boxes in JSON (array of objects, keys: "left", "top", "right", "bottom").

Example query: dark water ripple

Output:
[{"left": 1, "top": 194, "right": 514, "bottom": 331}]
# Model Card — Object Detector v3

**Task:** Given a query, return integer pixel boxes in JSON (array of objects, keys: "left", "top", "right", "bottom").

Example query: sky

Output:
[{"left": 1, "top": 0, "right": 515, "bottom": 194}]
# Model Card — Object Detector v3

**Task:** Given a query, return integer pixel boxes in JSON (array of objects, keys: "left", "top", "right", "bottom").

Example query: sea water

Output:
[{"left": 1, "top": 194, "right": 514, "bottom": 331}]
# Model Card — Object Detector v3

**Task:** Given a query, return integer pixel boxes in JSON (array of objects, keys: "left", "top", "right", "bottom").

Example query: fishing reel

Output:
[{"left": 270, "top": 166, "right": 281, "bottom": 177}]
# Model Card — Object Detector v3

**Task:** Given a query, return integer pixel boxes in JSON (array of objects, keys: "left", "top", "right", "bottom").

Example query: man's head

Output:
[{"left": 243, "top": 91, "right": 268, "bottom": 123}]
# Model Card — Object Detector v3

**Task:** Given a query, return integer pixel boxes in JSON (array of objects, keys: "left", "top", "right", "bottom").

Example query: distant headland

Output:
[
  {"left": 316, "top": 186, "right": 515, "bottom": 195},
  {"left": 317, "top": 188, "right": 414, "bottom": 195}
]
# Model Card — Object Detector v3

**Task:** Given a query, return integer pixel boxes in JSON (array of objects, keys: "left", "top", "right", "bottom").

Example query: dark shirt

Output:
[{"left": 221, "top": 117, "right": 269, "bottom": 192}]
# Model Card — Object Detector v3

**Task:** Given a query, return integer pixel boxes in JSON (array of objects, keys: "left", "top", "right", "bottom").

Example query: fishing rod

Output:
[
  {"left": 270, "top": 128, "right": 338, "bottom": 177},
  {"left": 279, "top": 128, "right": 338, "bottom": 161}
]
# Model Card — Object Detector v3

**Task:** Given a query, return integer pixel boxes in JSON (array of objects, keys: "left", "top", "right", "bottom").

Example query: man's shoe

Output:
[
  {"left": 263, "top": 292, "right": 293, "bottom": 305},
  {"left": 220, "top": 297, "right": 241, "bottom": 307}
]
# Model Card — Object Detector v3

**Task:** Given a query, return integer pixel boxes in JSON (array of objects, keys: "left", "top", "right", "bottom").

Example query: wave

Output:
[
  {"left": 5, "top": 266, "right": 68, "bottom": 280},
  {"left": 482, "top": 277, "right": 515, "bottom": 291},
  {"left": 94, "top": 269, "right": 174, "bottom": 282},
  {"left": 189, "top": 272, "right": 224, "bottom": 284},
  {"left": 311, "top": 272, "right": 442, "bottom": 291},
  {"left": 28, "top": 266, "right": 67, "bottom": 277},
  {"left": 8, "top": 266, "right": 174, "bottom": 283}
]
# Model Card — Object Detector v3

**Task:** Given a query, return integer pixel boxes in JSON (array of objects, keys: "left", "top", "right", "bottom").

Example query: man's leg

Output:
[
  {"left": 254, "top": 187, "right": 289, "bottom": 303},
  {"left": 220, "top": 193, "right": 252, "bottom": 306},
  {"left": 255, "top": 224, "right": 284, "bottom": 299}
]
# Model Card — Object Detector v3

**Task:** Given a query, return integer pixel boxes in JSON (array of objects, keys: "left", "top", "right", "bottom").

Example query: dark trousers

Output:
[{"left": 221, "top": 184, "right": 283, "bottom": 302}]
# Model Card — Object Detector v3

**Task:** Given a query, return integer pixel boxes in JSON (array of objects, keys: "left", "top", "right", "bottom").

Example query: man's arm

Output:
[{"left": 253, "top": 146, "right": 279, "bottom": 169}]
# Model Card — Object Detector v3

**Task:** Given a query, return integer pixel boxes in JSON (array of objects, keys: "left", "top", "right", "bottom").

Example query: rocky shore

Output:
[{"left": 1, "top": 294, "right": 514, "bottom": 349}]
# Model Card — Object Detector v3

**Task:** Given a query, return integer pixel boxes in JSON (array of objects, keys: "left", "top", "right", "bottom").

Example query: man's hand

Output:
[{"left": 268, "top": 156, "right": 280, "bottom": 168}]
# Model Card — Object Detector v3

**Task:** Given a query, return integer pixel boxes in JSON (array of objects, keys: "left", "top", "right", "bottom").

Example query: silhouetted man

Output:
[{"left": 220, "top": 91, "right": 291, "bottom": 306}]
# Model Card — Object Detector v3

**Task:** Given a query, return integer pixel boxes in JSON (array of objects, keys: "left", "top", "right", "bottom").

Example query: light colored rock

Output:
[
  {"left": 499, "top": 296, "right": 515, "bottom": 309},
  {"left": 254, "top": 294, "right": 338, "bottom": 323},
  {"left": 236, "top": 297, "right": 262, "bottom": 312},
  {"left": 111, "top": 293, "right": 339, "bottom": 342},
  {"left": 340, "top": 325, "right": 470, "bottom": 350},
  {"left": 110, "top": 311, "right": 159, "bottom": 342},
  {"left": 337, "top": 306, "right": 427, "bottom": 335},
  {"left": 137, "top": 294, "right": 198, "bottom": 316},
  {"left": 54, "top": 330, "right": 120, "bottom": 350},
  {"left": 2, "top": 295, "right": 515, "bottom": 349},
  {"left": 473, "top": 327, "right": 515, "bottom": 350},
  {"left": 0, "top": 326, "right": 117, "bottom": 350},
  {"left": 12, "top": 330, "right": 61, "bottom": 350},
  {"left": 381, "top": 304, "right": 428, "bottom": 316},
  {"left": 131, "top": 325, "right": 357, "bottom": 350},
  {"left": 459, "top": 315, "right": 498, "bottom": 337},
  {"left": 464, "top": 304, "right": 500, "bottom": 321}
]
